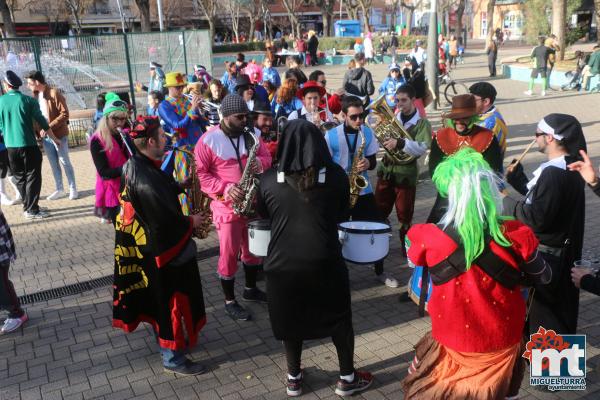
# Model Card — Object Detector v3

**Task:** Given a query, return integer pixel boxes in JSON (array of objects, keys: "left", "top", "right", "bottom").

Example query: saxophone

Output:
[
  {"left": 232, "top": 128, "right": 260, "bottom": 217},
  {"left": 177, "top": 148, "right": 212, "bottom": 239},
  {"left": 348, "top": 128, "right": 368, "bottom": 208},
  {"left": 365, "top": 94, "right": 417, "bottom": 165}
]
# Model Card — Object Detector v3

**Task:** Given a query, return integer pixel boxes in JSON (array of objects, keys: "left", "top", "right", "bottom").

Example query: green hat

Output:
[{"left": 103, "top": 92, "right": 129, "bottom": 116}]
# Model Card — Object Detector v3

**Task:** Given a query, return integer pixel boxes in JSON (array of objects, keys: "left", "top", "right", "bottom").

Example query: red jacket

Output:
[{"left": 407, "top": 220, "right": 538, "bottom": 352}]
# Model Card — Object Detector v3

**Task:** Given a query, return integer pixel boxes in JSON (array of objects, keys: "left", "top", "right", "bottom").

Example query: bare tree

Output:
[
  {"left": 242, "top": 0, "right": 263, "bottom": 41},
  {"left": 225, "top": 0, "right": 242, "bottom": 42},
  {"left": 551, "top": 0, "right": 566, "bottom": 60},
  {"left": 134, "top": 0, "right": 151, "bottom": 32},
  {"left": 486, "top": 0, "right": 495, "bottom": 46},
  {"left": 455, "top": 0, "right": 465, "bottom": 41},
  {"left": 596, "top": 0, "right": 600, "bottom": 45},
  {"left": 29, "top": 2, "right": 69, "bottom": 35},
  {"left": 401, "top": 0, "right": 423, "bottom": 34},
  {"left": 345, "top": 0, "right": 359, "bottom": 21},
  {"left": 356, "top": 0, "right": 372, "bottom": 31},
  {"left": 282, "top": 0, "right": 302, "bottom": 38},
  {"left": 0, "top": 0, "right": 16, "bottom": 37},
  {"left": 312, "top": 0, "right": 335, "bottom": 36},
  {"left": 194, "top": 0, "right": 218, "bottom": 42},
  {"left": 64, "top": 0, "right": 93, "bottom": 33}
]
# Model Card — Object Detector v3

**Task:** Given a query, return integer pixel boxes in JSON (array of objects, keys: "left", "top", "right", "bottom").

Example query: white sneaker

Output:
[
  {"left": 524, "top": 90, "right": 533, "bottom": 96},
  {"left": 46, "top": 190, "right": 65, "bottom": 201},
  {"left": 0, "top": 193, "right": 14, "bottom": 206},
  {"left": 377, "top": 272, "right": 399, "bottom": 288},
  {"left": 99, "top": 218, "right": 112, "bottom": 224},
  {"left": 69, "top": 189, "right": 79, "bottom": 200},
  {"left": 1, "top": 313, "right": 28, "bottom": 333},
  {"left": 540, "top": 90, "right": 546, "bottom": 97}
]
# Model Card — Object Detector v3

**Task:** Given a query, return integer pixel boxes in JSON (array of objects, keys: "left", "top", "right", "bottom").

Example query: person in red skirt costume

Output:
[{"left": 402, "top": 147, "right": 552, "bottom": 399}]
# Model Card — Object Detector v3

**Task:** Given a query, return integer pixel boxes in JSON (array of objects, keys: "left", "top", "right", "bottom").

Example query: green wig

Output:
[{"left": 432, "top": 147, "right": 511, "bottom": 268}]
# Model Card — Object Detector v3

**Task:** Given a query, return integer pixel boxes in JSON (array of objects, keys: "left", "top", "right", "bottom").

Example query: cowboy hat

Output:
[
  {"left": 296, "top": 80, "right": 326, "bottom": 99},
  {"left": 441, "top": 94, "right": 478, "bottom": 120}
]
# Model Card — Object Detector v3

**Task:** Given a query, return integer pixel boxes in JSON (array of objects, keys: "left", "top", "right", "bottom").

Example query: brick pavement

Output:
[{"left": 1, "top": 50, "right": 600, "bottom": 399}]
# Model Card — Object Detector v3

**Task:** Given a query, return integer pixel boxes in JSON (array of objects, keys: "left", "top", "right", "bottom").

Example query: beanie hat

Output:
[
  {"left": 220, "top": 94, "right": 249, "bottom": 118},
  {"left": 103, "top": 92, "right": 129, "bottom": 116},
  {"left": 4, "top": 70, "right": 22, "bottom": 88}
]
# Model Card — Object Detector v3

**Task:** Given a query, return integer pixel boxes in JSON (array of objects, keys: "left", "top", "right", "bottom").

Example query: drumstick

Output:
[{"left": 506, "top": 138, "right": 536, "bottom": 176}]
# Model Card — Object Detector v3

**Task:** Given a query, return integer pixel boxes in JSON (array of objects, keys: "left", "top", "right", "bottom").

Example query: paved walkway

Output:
[{"left": 2, "top": 51, "right": 600, "bottom": 400}]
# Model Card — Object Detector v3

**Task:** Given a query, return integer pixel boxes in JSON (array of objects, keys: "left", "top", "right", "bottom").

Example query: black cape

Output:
[
  {"left": 257, "top": 120, "right": 352, "bottom": 340},
  {"left": 112, "top": 152, "right": 206, "bottom": 350},
  {"left": 504, "top": 162, "right": 585, "bottom": 335}
]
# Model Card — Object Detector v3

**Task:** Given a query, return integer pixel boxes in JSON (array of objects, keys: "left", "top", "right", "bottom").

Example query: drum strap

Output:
[
  {"left": 429, "top": 227, "right": 525, "bottom": 290},
  {"left": 418, "top": 267, "right": 429, "bottom": 317}
]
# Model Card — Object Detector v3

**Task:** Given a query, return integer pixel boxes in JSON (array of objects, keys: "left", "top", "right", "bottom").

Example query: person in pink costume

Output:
[
  {"left": 195, "top": 94, "right": 272, "bottom": 321},
  {"left": 89, "top": 93, "right": 131, "bottom": 224}
]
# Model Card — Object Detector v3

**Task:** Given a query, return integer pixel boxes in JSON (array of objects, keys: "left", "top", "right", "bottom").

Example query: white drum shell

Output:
[
  {"left": 248, "top": 222, "right": 271, "bottom": 257},
  {"left": 338, "top": 221, "right": 390, "bottom": 264}
]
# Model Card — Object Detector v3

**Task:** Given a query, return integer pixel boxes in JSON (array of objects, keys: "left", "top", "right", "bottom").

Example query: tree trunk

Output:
[
  {"left": 552, "top": 0, "right": 566, "bottom": 60},
  {"left": 406, "top": 8, "right": 414, "bottom": 33},
  {"left": 0, "top": 0, "right": 16, "bottom": 38},
  {"left": 208, "top": 18, "right": 215, "bottom": 42},
  {"left": 390, "top": 0, "right": 398, "bottom": 31},
  {"left": 358, "top": 2, "right": 371, "bottom": 32},
  {"left": 248, "top": 15, "right": 256, "bottom": 41},
  {"left": 322, "top": 10, "right": 331, "bottom": 36},
  {"left": 455, "top": 0, "right": 465, "bottom": 42},
  {"left": 596, "top": 0, "right": 600, "bottom": 45},
  {"left": 135, "top": 0, "right": 152, "bottom": 32},
  {"left": 486, "top": 0, "right": 495, "bottom": 47}
]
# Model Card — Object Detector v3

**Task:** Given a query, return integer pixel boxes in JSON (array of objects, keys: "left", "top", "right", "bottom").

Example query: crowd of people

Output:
[{"left": 0, "top": 38, "right": 599, "bottom": 399}]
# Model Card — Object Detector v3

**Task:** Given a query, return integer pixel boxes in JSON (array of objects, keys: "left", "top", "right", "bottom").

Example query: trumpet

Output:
[{"left": 183, "top": 94, "right": 222, "bottom": 119}]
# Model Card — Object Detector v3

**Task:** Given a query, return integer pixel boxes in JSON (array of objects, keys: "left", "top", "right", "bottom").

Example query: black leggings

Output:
[
  {"left": 0, "top": 262, "right": 23, "bottom": 318},
  {"left": 283, "top": 319, "right": 355, "bottom": 376}
]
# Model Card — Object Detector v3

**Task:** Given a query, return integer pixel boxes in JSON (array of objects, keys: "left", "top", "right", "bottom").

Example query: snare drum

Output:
[
  {"left": 248, "top": 219, "right": 271, "bottom": 257},
  {"left": 407, "top": 266, "right": 432, "bottom": 310},
  {"left": 338, "top": 221, "right": 391, "bottom": 264}
]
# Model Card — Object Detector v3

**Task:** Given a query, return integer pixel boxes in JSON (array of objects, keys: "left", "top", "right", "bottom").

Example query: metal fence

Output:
[{"left": 0, "top": 30, "right": 213, "bottom": 116}]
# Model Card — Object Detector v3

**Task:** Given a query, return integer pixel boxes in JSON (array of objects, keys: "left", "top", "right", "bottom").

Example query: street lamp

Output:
[{"left": 425, "top": 0, "right": 439, "bottom": 111}]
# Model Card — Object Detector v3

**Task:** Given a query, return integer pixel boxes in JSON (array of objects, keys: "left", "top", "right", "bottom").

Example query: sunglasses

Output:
[
  {"left": 318, "top": 80, "right": 327, "bottom": 85},
  {"left": 111, "top": 100, "right": 128, "bottom": 108},
  {"left": 535, "top": 132, "right": 546, "bottom": 137},
  {"left": 348, "top": 114, "right": 364, "bottom": 121},
  {"left": 232, "top": 114, "right": 248, "bottom": 121},
  {"left": 110, "top": 116, "right": 127, "bottom": 122}
]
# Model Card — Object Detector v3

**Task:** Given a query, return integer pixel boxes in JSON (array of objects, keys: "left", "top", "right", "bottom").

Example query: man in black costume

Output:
[
  {"left": 112, "top": 116, "right": 208, "bottom": 376},
  {"left": 257, "top": 119, "right": 373, "bottom": 398},
  {"left": 505, "top": 113, "right": 586, "bottom": 335}
]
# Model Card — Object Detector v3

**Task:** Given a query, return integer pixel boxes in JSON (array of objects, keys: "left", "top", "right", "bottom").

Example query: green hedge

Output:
[{"left": 212, "top": 35, "right": 427, "bottom": 54}]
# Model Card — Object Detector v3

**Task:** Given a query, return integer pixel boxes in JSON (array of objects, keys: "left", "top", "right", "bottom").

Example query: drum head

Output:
[
  {"left": 338, "top": 221, "right": 391, "bottom": 234},
  {"left": 249, "top": 219, "right": 271, "bottom": 229}
]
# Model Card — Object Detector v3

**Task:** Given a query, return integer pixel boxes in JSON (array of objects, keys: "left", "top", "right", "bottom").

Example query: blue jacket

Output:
[
  {"left": 221, "top": 71, "right": 238, "bottom": 94},
  {"left": 158, "top": 97, "right": 205, "bottom": 148},
  {"left": 379, "top": 76, "right": 406, "bottom": 107},
  {"left": 262, "top": 67, "right": 281, "bottom": 88},
  {"left": 272, "top": 97, "right": 303, "bottom": 120}
]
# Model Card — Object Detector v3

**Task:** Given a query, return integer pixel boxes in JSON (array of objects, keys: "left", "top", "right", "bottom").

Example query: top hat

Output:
[
  {"left": 441, "top": 94, "right": 478, "bottom": 120},
  {"left": 296, "top": 80, "right": 326, "bottom": 99},
  {"left": 234, "top": 74, "right": 254, "bottom": 92},
  {"left": 163, "top": 72, "right": 188, "bottom": 88}
]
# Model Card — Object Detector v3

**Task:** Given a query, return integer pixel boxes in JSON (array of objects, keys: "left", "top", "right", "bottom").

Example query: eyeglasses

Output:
[
  {"left": 348, "top": 114, "right": 364, "bottom": 121},
  {"left": 111, "top": 100, "right": 128, "bottom": 108}
]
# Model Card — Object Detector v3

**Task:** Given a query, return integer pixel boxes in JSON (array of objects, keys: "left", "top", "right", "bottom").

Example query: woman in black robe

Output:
[{"left": 256, "top": 119, "right": 373, "bottom": 397}]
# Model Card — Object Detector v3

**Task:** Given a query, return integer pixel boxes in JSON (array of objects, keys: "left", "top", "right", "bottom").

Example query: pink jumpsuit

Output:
[{"left": 195, "top": 126, "right": 272, "bottom": 279}]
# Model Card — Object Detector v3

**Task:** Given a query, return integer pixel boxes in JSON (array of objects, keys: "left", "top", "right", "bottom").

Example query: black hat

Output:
[
  {"left": 469, "top": 82, "right": 497, "bottom": 103},
  {"left": 4, "top": 70, "right": 22, "bottom": 88},
  {"left": 149, "top": 61, "right": 163, "bottom": 69},
  {"left": 234, "top": 74, "right": 253, "bottom": 92},
  {"left": 220, "top": 94, "right": 249, "bottom": 118},
  {"left": 537, "top": 113, "right": 587, "bottom": 158},
  {"left": 251, "top": 101, "right": 272, "bottom": 115}
]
